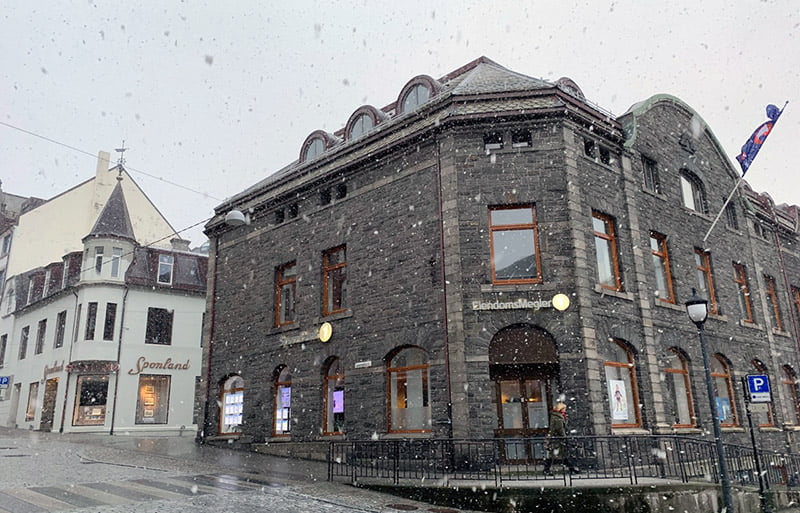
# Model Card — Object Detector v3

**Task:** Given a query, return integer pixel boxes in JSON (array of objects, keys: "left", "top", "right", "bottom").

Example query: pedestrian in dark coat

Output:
[{"left": 543, "top": 402, "right": 579, "bottom": 475}]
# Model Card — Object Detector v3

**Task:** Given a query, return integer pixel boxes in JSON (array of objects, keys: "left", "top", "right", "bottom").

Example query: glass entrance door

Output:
[{"left": 495, "top": 378, "right": 552, "bottom": 462}]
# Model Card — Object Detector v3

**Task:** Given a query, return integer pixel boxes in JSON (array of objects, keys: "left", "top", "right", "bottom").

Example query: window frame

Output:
[
  {"left": 649, "top": 231, "right": 675, "bottom": 303},
  {"left": 592, "top": 211, "right": 623, "bottom": 292},
  {"left": 322, "top": 357, "right": 345, "bottom": 436},
  {"left": 157, "top": 254, "right": 174, "bottom": 285},
  {"left": 145, "top": 307, "right": 174, "bottom": 345},
  {"left": 694, "top": 249, "right": 718, "bottom": 314},
  {"left": 665, "top": 348, "right": 695, "bottom": 428},
  {"left": 273, "top": 365, "right": 292, "bottom": 437},
  {"left": 94, "top": 246, "right": 104, "bottom": 274},
  {"left": 219, "top": 375, "right": 244, "bottom": 435},
  {"left": 782, "top": 366, "right": 800, "bottom": 426},
  {"left": 711, "top": 355, "right": 738, "bottom": 427},
  {"left": 34, "top": 319, "right": 47, "bottom": 355},
  {"left": 752, "top": 360, "right": 774, "bottom": 427},
  {"left": 386, "top": 346, "right": 432, "bottom": 434},
  {"left": 18, "top": 325, "right": 29, "bottom": 360},
  {"left": 604, "top": 339, "right": 641, "bottom": 429},
  {"left": 26, "top": 382, "right": 39, "bottom": 421},
  {"left": 679, "top": 170, "right": 707, "bottom": 214},
  {"left": 642, "top": 155, "right": 661, "bottom": 194},
  {"left": 322, "top": 246, "right": 347, "bottom": 316},
  {"left": 111, "top": 247, "right": 122, "bottom": 277},
  {"left": 135, "top": 374, "right": 171, "bottom": 425},
  {"left": 85, "top": 302, "right": 98, "bottom": 340},
  {"left": 54, "top": 310, "right": 67, "bottom": 349},
  {"left": 488, "top": 205, "right": 543, "bottom": 285},
  {"left": 733, "top": 263, "right": 754, "bottom": 324},
  {"left": 400, "top": 83, "right": 431, "bottom": 113},
  {"left": 103, "top": 302, "right": 117, "bottom": 341},
  {"left": 275, "top": 262, "right": 297, "bottom": 327},
  {"left": 764, "top": 274, "right": 784, "bottom": 331},
  {"left": 0, "top": 334, "right": 6, "bottom": 367}
]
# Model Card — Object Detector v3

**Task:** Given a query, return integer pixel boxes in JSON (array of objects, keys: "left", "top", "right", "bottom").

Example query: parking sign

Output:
[
  {"left": 0, "top": 376, "right": 9, "bottom": 389},
  {"left": 746, "top": 374, "right": 772, "bottom": 403}
]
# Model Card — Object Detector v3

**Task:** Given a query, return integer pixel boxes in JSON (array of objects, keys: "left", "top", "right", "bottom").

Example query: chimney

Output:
[{"left": 171, "top": 238, "right": 191, "bottom": 251}]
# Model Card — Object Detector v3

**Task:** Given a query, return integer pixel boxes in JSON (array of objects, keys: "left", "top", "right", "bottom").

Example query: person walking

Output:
[{"left": 543, "top": 402, "right": 579, "bottom": 475}]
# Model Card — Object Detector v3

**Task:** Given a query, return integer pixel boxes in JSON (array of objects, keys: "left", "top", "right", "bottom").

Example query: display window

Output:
[
  {"left": 25, "top": 382, "right": 39, "bottom": 421},
  {"left": 220, "top": 375, "right": 244, "bottom": 434},
  {"left": 273, "top": 366, "right": 291, "bottom": 436},
  {"left": 135, "top": 374, "right": 171, "bottom": 424},
  {"left": 323, "top": 358, "right": 344, "bottom": 435},
  {"left": 72, "top": 375, "right": 109, "bottom": 426},
  {"left": 387, "top": 346, "right": 431, "bottom": 433}
]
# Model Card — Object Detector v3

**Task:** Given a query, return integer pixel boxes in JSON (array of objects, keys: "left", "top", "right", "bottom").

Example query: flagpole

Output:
[{"left": 703, "top": 177, "right": 745, "bottom": 243}]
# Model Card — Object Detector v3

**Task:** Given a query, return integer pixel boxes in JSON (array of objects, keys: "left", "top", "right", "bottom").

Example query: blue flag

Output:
[{"left": 736, "top": 104, "right": 783, "bottom": 176}]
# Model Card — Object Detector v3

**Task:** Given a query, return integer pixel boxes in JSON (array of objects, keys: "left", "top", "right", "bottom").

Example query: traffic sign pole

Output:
[{"left": 742, "top": 376, "right": 772, "bottom": 513}]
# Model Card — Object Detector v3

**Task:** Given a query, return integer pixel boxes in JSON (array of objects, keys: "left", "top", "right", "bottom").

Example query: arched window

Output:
[
  {"left": 386, "top": 346, "right": 431, "bottom": 433},
  {"left": 783, "top": 365, "right": 800, "bottom": 425},
  {"left": 679, "top": 169, "right": 707, "bottom": 213},
  {"left": 711, "top": 355, "right": 737, "bottom": 427},
  {"left": 220, "top": 375, "right": 244, "bottom": 435},
  {"left": 400, "top": 84, "right": 430, "bottom": 113},
  {"left": 752, "top": 360, "right": 774, "bottom": 427},
  {"left": 665, "top": 348, "right": 695, "bottom": 427},
  {"left": 348, "top": 113, "right": 374, "bottom": 139},
  {"left": 604, "top": 339, "right": 641, "bottom": 428},
  {"left": 303, "top": 137, "right": 325, "bottom": 162},
  {"left": 323, "top": 357, "right": 345, "bottom": 435},
  {"left": 273, "top": 366, "right": 291, "bottom": 436}
]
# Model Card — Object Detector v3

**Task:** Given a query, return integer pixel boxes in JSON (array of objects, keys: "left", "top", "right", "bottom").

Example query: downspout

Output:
[
  {"left": 59, "top": 289, "right": 80, "bottom": 433},
  {"left": 108, "top": 286, "right": 129, "bottom": 435},
  {"left": 434, "top": 135, "right": 454, "bottom": 439},
  {"left": 768, "top": 210, "right": 800, "bottom": 370},
  {"left": 200, "top": 235, "right": 219, "bottom": 443}
]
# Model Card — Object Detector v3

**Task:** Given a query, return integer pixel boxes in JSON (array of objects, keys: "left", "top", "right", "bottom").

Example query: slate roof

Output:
[{"left": 84, "top": 179, "right": 136, "bottom": 243}]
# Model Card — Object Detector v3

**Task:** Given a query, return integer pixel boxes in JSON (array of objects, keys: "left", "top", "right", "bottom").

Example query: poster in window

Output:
[
  {"left": 332, "top": 390, "right": 344, "bottom": 414},
  {"left": 608, "top": 379, "right": 629, "bottom": 421},
  {"left": 716, "top": 397, "right": 731, "bottom": 422}
]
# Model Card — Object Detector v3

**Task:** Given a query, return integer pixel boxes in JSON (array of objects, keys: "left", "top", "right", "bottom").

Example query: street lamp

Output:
[{"left": 685, "top": 288, "right": 735, "bottom": 513}]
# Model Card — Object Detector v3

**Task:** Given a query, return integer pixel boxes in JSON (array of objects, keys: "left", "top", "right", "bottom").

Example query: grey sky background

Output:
[{"left": 2, "top": 1, "right": 798, "bottom": 246}]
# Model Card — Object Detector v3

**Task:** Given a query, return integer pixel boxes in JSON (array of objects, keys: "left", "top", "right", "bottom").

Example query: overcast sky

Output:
[{"left": 2, "top": 1, "right": 798, "bottom": 246}]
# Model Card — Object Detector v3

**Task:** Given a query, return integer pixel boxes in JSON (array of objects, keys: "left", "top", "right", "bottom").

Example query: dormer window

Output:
[
  {"left": 157, "top": 254, "right": 174, "bottom": 285},
  {"left": 348, "top": 113, "right": 374, "bottom": 139},
  {"left": 401, "top": 84, "right": 430, "bottom": 113},
  {"left": 303, "top": 137, "right": 325, "bottom": 162}
]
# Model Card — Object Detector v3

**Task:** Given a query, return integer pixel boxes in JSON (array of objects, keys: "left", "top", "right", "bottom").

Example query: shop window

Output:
[
  {"left": 484, "top": 132, "right": 504, "bottom": 151},
  {"left": 18, "top": 325, "right": 29, "bottom": 360},
  {"left": 604, "top": 339, "right": 641, "bottom": 428},
  {"left": 694, "top": 249, "right": 718, "bottom": 314},
  {"left": 592, "top": 211, "right": 623, "bottom": 291},
  {"left": 751, "top": 360, "right": 774, "bottom": 427},
  {"left": 145, "top": 307, "right": 173, "bottom": 345},
  {"left": 72, "top": 375, "right": 109, "bottom": 426},
  {"left": 94, "top": 246, "right": 104, "bottom": 274},
  {"left": 220, "top": 375, "right": 244, "bottom": 434},
  {"left": 650, "top": 232, "right": 674, "bottom": 303},
  {"left": 489, "top": 205, "right": 542, "bottom": 284},
  {"left": 782, "top": 366, "right": 800, "bottom": 425},
  {"left": 323, "top": 358, "right": 345, "bottom": 435},
  {"left": 323, "top": 246, "right": 347, "bottom": 316},
  {"left": 85, "top": 302, "right": 98, "bottom": 340},
  {"left": 157, "top": 254, "right": 174, "bottom": 285},
  {"left": 642, "top": 156, "right": 661, "bottom": 194},
  {"left": 733, "top": 263, "right": 754, "bottom": 323},
  {"left": 135, "top": 375, "right": 171, "bottom": 424},
  {"left": 103, "top": 303, "right": 117, "bottom": 341},
  {"left": 711, "top": 355, "right": 737, "bottom": 427},
  {"left": 764, "top": 275, "right": 783, "bottom": 331},
  {"left": 387, "top": 346, "right": 431, "bottom": 433},
  {"left": 111, "top": 247, "right": 122, "bottom": 277},
  {"left": 401, "top": 83, "right": 430, "bottom": 113},
  {"left": 275, "top": 262, "right": 297, "bottom": 327},
  {"left": 680, "top": 170, "right": 707, "bottom": 213},
  {"left": 35, "top": 319, "right": 47, "bottom": 354},
  {"left": 665, "top": 348, "right": 695, "bottom": 427},
  {"left": 54, "top": 311, "right": 66, "bottom": 349},
  {"left": 26, "top": 382, "right": 39, "bottom": 421},
  {"left": 273, "top": 366, "right": 291, "bottom": 436},
  {"left": 511, "top": 129, "right": 531, "bottom": 148},
  {"left": 0, "top": 334, "right": 6, "bottom": 367}
]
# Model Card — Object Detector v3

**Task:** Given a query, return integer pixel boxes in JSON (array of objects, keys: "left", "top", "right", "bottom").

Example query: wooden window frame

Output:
[
  {"left": 322, "top": 246, "right": 347, "bottom": 316},
  {"left": 218, "top": 375, "right": 244, "bottom": 436},
  {"left": 488, "top": 205, "right": 542, "bottom": 285},
  {"left": 764, "top": 275, "right": 784, "bottom": 331},
  {"left": 783, "top": 366, "right": 800, "bottom": 425},
  {"left": 711, "top": 355, "right": 738, "bottom": 427},
  {"left": 665, "top": 348, "right": 695, "bottom": 428},
  {"left": 275, "top": 262, "right": 297, "bottom": 327},
  {"left": 592, "top": 211, "right": 623, "bottom": 292},
  {"left": 752, "top": 360, "right": 775, "bottom": 427},
  {"left": 649, "top": 231, "right": 675, "bottom": 303},
  {"left": 386, "top": 348, "right": 431, "bottom": 434},
  {"left": 272, "top": 365, "right": 292, "bottom": 437},
  {"left": 694, "top": 249, "right": 718, "bottom": 314},
  {"left": 605, "top": 340, "right": 641, "bottom": 429},
  {"left": 733, "top": 263, "right": 754, "bottom": 323},
  {"left": 322, "top": 358, "right": 345, "bottom": 436}
]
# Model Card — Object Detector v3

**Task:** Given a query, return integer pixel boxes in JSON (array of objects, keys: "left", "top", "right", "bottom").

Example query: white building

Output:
[{"left": 0, "top": 154, "right": 207, "bottom": 434}]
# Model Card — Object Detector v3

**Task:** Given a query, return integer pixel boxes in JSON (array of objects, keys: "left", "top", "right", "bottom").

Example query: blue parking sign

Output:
[
  {"left": 746, "top": 374, "right": 772, "bottom": 403},
  {"left": 0, "top": 376, "right": 9, "bottom": 389}
]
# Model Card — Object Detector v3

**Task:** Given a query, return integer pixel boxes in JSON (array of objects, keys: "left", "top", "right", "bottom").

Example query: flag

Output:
[{"left": 736, "top": 104, "right": 783, "bottom": 176}]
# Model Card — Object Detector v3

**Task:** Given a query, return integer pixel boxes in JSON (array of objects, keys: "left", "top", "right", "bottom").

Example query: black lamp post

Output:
[{"left": 685, "top": 288, "right": 734, "bottom": 513}]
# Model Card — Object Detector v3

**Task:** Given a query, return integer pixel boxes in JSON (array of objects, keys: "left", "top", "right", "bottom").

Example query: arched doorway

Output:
[{"left": 489, "top": 324, "right": 559, "bottom": 462}]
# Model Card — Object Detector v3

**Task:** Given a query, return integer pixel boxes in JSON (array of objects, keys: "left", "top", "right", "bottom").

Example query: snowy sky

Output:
[{"left": 2, "top": 1, "right": 799, "bottom": 246}]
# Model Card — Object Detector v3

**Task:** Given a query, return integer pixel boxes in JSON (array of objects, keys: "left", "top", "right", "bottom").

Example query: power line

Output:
[{"left": 0, "top": 120, "right": 223, "bottom": 202}]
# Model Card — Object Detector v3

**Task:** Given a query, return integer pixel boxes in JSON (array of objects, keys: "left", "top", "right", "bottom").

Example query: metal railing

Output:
[{"left": 327, "top": 435, "right": 800, "bottom": 488}]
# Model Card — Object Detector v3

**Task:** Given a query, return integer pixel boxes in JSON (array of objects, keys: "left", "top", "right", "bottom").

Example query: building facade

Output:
[
  {"left": 200, "top": 57, "right": 800, "bottom": 458},
  {"left": 0, "top": 157, "right": 207, "bottom": 434}
]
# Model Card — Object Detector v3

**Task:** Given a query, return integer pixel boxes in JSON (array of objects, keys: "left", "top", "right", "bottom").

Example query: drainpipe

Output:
[
  {"left": 108, "top": 286, "right": 128, "bottom": 435},
  {"left": 59, "top": 289, "right": 80, "bottom": 433},
  {"left": 200, "top": 235, "right": 220, "bottom": 443},
  {"left": 434, "top": 135, "right": 454, "bottom": 439}
]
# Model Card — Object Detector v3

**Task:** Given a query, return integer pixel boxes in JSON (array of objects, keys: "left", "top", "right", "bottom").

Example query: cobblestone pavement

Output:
[{"left": 0, "top": 428, "right": 477, "bottom": 513}]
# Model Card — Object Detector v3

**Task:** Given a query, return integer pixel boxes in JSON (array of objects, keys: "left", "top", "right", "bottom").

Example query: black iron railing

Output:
[{"left": 327, "top": 436, "right": 800, "bottom": 488}]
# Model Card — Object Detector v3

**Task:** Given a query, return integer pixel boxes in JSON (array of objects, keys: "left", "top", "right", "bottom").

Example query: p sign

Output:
[{"left": 746, "top": 374, "right": 772, "bottom": 403}]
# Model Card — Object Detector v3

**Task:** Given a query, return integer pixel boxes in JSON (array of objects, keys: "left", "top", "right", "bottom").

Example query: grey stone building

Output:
[{"left": 200, "top": 57, "right": 800, "bottom": 459}]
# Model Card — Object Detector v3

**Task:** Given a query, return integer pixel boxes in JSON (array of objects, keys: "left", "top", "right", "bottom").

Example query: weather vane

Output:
[{"left": 114, "top": 141, "right": 128, "bottom": 180}]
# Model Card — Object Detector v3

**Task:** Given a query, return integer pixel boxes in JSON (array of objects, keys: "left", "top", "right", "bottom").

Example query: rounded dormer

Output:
[
  {"left": 299, "top": 130, "right": 341, "bottom": 163},
  {"left": 345, "top": 105, "right": 388, "bottom": 141},
  {"left": 396, "top": 75, "right": 441, "bottom": 115}
]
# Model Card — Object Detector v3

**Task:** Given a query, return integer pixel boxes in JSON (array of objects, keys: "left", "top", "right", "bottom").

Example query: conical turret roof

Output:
[{"left": 84, "top": 179, "right": 136, "bottom": 243}]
